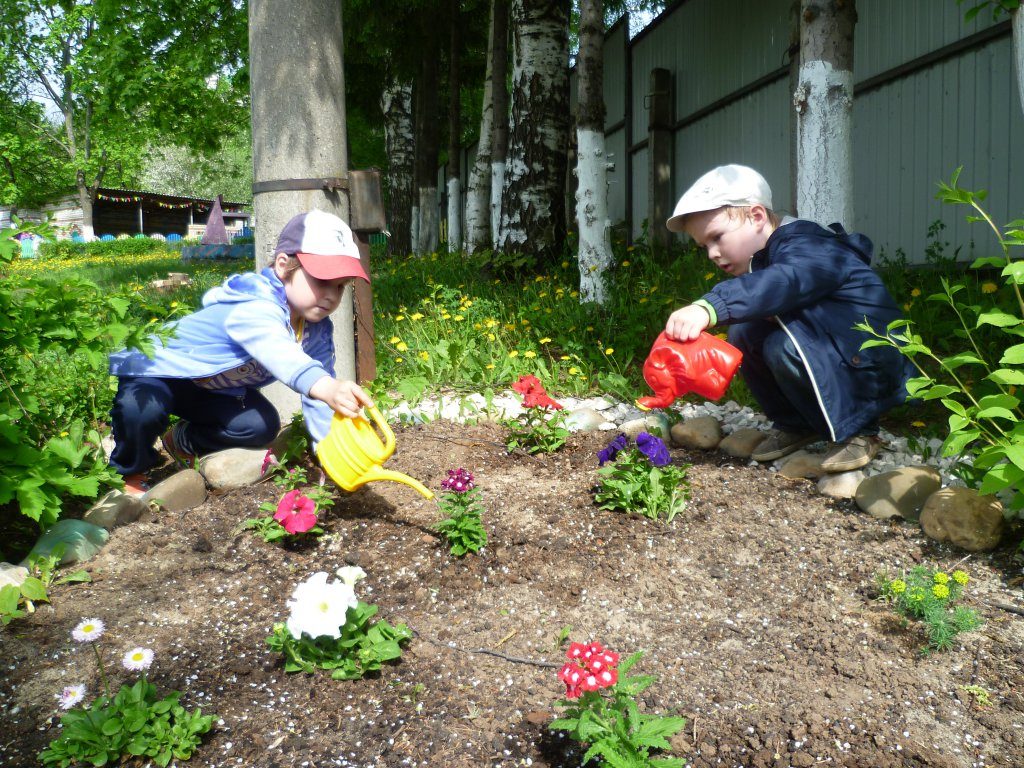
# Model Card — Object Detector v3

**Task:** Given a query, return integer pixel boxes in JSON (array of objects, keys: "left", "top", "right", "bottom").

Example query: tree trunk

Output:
[
  {"left": 489, "top": 0, "right": 510, "bottom": 248},
  {"left": 497, "top": 0, "right": 570, "bottom": 264},
  {"left": 464, "top": 0, "right": 499, "bottom": 253},
  {"left": 77, "top": 184, "right": 96, "bottom": 241},
  {"left": 381, "top": 80, "right": 415, "bottom": 256},
  {"left": 1014, "top": 7, "right": 1023, "bottom": 117},
  {"left": 414, "top": 21, "right": 441, "bottom": 255},
  {"left": 575, "top": 0, "right": 612, "bottom": 304},
  {"left": 794, "top": 0, "right": 856, "bottom": 226},
  {"left": 446, "top": 0, "right": 463, "bottom": 253}
]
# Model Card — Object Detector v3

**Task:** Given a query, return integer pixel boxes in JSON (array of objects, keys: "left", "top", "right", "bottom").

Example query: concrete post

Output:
[
  {"left": 249, "top": 0, "right": 353, "bottom": 420},
  {"left": 647, "top": 68, "right": 673, "bottom": 251}
]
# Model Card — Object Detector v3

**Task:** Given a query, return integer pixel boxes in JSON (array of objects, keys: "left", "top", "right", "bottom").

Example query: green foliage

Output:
[
  {"left": 434, "top": 487, "right": 489, "bottom": 557},
  {"left": 594, "top": 450, "right": 690, "bottom": 524},
  {"left": 550, "top": 651, "right": 687, "bottom": 768},
  {"left": 958, "top": 0, "right": 1020, "bottom": 23},
  {"left": 38, "top": 237, "right": 177, "bottom": 260},
  {"left": 39, "top": 678, "right": 215, "bottom": 768},
  {"left": 266, "top": 602, "right": 413, "bottom": 680},
  {"left": 878, "top": 566, "right": 982, "bottom": 653},
  {"left": 504, "top": 407, "right": 570, "bottom": 454},
  {"left": 858, "top": 169, "right": 1024, "bottom": 517},
  {"left": 239, "top": 509, "right": 325, "bottom": 545},
  {"left": 0, "top": 550, "right": 90, "bottom": 625}
]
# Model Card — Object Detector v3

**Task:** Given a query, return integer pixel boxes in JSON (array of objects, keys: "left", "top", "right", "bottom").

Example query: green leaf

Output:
[
  {"left": 976, "top": 311, "right": 1021, "bottom": 328},
  {"left": 976, "top": 406, "right": 1017, "bottom": 420},
  {"left": 987, "top": 368, "right": 1024, "bottom": 385},
  {"left": 941, "top": 352, "right": 985, "bottom": 369},
  {"left": 1004, "top": 444, "right": 1024, "bottom": 472},
  {"left": 19, "top": 576, "right": 48, "bottom": 602},
  {"left": 1001, "top": 344, "right": 1024, "bottom": 364},
  {"left": 978, "top": 393, "right": 1019, "bottom": 411},
  {"left": 979, "top": 463, "right": 1024, "bottom": 494}
]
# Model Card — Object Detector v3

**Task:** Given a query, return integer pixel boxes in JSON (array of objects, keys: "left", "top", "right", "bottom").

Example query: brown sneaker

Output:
[
  {"left": 820, "top": 435, "right": 881, "bottom": 472},
  {"left": 750, "top": 429, "right": 818, "bottom": 462},
  {"left": 123, "top": 473, "right": 150, "bottom": 497},
  {"left": 161, "top": 423, "right": 196, "bottom": 468}
]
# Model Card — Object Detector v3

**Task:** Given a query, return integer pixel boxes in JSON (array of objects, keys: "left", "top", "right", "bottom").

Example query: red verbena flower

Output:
[
  {"left": 511, "top": 374, "right": 564, "bottom": 410},
  {"left": 274, "top": 489, "right": 318, "bottom": 534},
  {"left": 559, "top": 641, "right": 620, "bottom": 698},
  {"left": 440, "top": 467, "right": 475, "bottom": 493}
]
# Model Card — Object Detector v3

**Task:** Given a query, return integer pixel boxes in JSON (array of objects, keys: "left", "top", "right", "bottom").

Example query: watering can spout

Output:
[{"left": 361, "top": 467, "right": 435, "bottom": 499}]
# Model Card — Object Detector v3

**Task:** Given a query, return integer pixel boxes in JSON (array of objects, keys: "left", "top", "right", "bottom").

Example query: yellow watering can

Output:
[{"left": 316, "top": 405, "right": 434, "bottom": 499}]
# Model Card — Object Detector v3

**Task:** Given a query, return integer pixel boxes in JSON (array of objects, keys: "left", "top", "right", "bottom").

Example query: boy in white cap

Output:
[
  {"left": 663, "top": 165, "right": 912, "bottom": 471},
  {"left": 109, "top": 209, "right": 375, "bottom": 494}
]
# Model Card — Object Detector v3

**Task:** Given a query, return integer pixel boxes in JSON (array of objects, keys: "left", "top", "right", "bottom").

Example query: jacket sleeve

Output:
[
  {"left": 298, "top": 320, "right": 338, "bottom": 444},
  {"left": 222, "top": 300, "right": 332, "bottom": 393},
  {"left": 701, "top": 234, "right": 853, "bottom": 324}
]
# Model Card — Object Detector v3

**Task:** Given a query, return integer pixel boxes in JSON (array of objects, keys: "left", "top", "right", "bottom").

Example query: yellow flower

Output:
[
  {"left": 395, "top": 314, "right": 405, "bottom": 321},
  {"left": 524, "top": 351, "right": 536, "bottom": 359},
  {"left": 539, "top": 337, "right": 552, "bottom": 344},
  {"left": 570, "top": 291, "right": 579, "bottom": 298},
  {"left": 418, "top": 351, "right": 430, "bottom": 361},
  {"left": 627, "top": 246, "right": 635, "bottom": 252},
  {"left": 604, "top": 347, "right": 614, "bottom": 355},
  {"left": 981, "top": 282, "right": 998, "bottom": 294},
  {"left": 560, "top": 355, "right": 570, "bottom": 361},
  {"left": 911, "top": 420, "right": 926, "bottom": 428},
  {"left": 586, "top": 325, "right": 593, "bottom": 332},
  {"left": 463, "top": 300, "right": 473, "bottom": 307},
  {"left": 639, "top": 297, "right": 648, "bottom": 304},
  {"left": 486, "top": 363, "right": 495, "bottom": 370},
  {"left": 889, "top": 579, "right": 906, "bottom": 594},
  {"left": 441, "top": 313, "right": 451, "bottom": 320},
  {"left": 389, "top": 336, "right": 401, "bottom": 344},
  {"left": 933, "top": 571, "right": 949, "bottom": 585},
  {"left": 568, "top": 366, "right": 580, "bottom": 375},
  {"left": 535, "top": 275, "right": 545, "bottom": 282},
  {"left": 539, "top": 291, "right": 547, "bottom": 298},
  {"left": 932, "top": 583, "right": 950, "bottom": 599},
  {"left": 622, "top": 260, "right": 631, "bottom": 266},
  {"left": 395, "top": 356, "right": 404, "bottom": 362},
  {"left": 508, "top": 350, "right": 519, "bottom": 358},
  {"left": 170, "top": 301, "right": 179, "bottom": 308},
  {"left": 453, "top": 315, "right": 464, "bottom": 321},
  {"left": 704, "top": 272, "right": 715, "bottom": 280},
  {"left": 952, "top": 570, "right": 970, "bottom": 585},
  {"left": 410, "top": 312, "right": 425, "bottom": 321},
  {"left": 903, "top": 302, "right": 912, "bottom": 311},
  {"left": 487, "top": 333, "right": 496, "bottom": 341},
  {"left": 908, "top": 588, "right": 926, "bottom": 603},
  {"left": 561, "top": 261, "right": 569, "bottom": 268},
  {"left": 910, "top": 288, "right": 922, "bottom": 297},
  {"left": 60, "top": 431, "right": 69, "bottom": 437},
  {"left": 396, "top": 342, "right": 408, "bottom": 352},
  {"left": 485, "top": 318, "right": 498, "bottom": 328}
]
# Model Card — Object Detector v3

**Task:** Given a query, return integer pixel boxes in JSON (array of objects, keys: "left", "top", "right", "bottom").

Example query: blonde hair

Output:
[
  {"left": 276, "top": 253, "right": 302, "bottom": 280},
  {"left": 723, "top": 205, "right": 781, "bottom": 229}
]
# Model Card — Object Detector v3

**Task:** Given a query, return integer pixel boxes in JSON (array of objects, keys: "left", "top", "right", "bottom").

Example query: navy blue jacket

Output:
[{"left": 701, "top": 219, "right": 914, "bottom": 442}]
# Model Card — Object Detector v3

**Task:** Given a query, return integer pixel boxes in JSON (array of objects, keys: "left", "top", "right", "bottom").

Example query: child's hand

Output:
[
  {"left": 309, "top": 377, "right": 375, "bottom": 418},
  {"left": 665, "top": 304, "right": 712, "bottom": 342}
]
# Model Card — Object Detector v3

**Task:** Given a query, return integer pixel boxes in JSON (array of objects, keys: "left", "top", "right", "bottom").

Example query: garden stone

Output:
[
  {"left": 778, "top": 450, "right": 827, "bottom": 480},
  {"left": 919, "top": 487, "right": 1005, "bottom": 552},
  {"left": 83, "top": 490, "right": 148, "bottom": 529},
  {"left": 855, "top": 466, "right": 941, "bottom": 521},
  {"left": 619, "top": 413, "right": 671, "bottom": 440},
  {"left": 0, "top": 562, "right": 29, "bottom": 589},
  {"left": 198, "top": 448, "right": 270, "bottom": 490},
  {"left": 817, "top": 470, "right": 865, "bottom": 499},
  {"left": 565, "top": 407, "right": 606, "bottom": 432},
  {"left": 24, "top": 520, "right": 108, "bottom": 566},
  {"left": 670, "top": 416, "right": 722, "bottom": 450},
  {"left": 143, "top": 469, "right": 208, "bottom": 512},
  {"left": 269, "top": 424, "right": 300, "bottom": 459},
  {"left": 718, "top": 428, "right": 768, "bottom": 459}
]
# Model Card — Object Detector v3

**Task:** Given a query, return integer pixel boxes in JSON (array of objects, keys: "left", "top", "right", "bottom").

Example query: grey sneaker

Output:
[
  {"left": 750, "top": 430, "right": 818, "bottom": 462},
  {"left": 820, "top": 435, "right": 881, "bottom": 472}
]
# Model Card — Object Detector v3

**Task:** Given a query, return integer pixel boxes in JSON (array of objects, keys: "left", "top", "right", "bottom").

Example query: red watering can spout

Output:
[{"left": 635, "top": 331, "right": 743, "bottom": 410}]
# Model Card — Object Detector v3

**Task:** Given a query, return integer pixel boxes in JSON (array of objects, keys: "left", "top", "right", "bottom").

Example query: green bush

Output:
[{"left": 39, "top": 237, "right": 176, "bottom": 260}]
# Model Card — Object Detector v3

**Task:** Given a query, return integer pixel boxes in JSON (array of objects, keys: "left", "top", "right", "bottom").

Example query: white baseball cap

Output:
[
  {"left": 666, "top": 164, "right": 773, "bottom": 232},
  {"left": 275, "top": 209, "right": 368, "bottom": 282}
]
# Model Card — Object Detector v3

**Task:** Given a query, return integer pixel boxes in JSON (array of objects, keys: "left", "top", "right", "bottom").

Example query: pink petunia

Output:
[
  {"left": 261, "top": 449, "right": 278, "bottom": 475},
  {"left": 274, "top": 490, "right": 318, "bottom": 534}
]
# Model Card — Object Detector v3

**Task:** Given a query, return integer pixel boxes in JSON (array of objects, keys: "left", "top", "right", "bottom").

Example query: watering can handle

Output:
[{"left": 364, "top": 404, "right": 396, "bottom": 455}]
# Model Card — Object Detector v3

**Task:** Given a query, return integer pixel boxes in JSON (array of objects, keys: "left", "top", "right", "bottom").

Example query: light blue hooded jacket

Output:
[{"left": 109, "top": 267, "right": 336, "bottom": 441}]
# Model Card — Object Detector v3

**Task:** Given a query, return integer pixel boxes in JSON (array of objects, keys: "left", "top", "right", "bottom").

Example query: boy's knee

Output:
[{"left": 234, "top": 400, "right": 281, "bottom": 445}]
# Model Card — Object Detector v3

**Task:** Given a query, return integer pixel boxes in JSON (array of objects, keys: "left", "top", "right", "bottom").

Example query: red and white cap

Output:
[{"left": 275, "top": 209, "right": 369, "bottom": 282}]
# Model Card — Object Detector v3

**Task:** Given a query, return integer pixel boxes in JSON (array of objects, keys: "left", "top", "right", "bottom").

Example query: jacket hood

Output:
[{"left": 202, "top": 267, "right": 287, "bottom": 308}]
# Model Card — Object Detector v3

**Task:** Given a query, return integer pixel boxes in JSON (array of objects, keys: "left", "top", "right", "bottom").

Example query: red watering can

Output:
[{"left": 635, "top": 331, "right": 743, "bottom": 410}]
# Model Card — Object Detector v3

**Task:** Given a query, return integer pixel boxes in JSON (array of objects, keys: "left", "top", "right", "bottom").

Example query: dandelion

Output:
[
  {"left": 72, "top": 618, "right": 105, "bottom": 643},
  {"left": 508, "top": 350, "right": 519, "bottom": 358},
  {"left": 410, "top": 312, "right": 424, "bottom": 321},
  {"left": 981, "top": 282, "right": 998, "bottom": 294},
  {"left": 952, "top": 570, "right": 970, "bottom": 585},
  {"left": 524, "top": 351, "right": 537, "bottom": 359},
  {"left": 604, "top": 347, "right": 614, "bottom": 355},
  {"left": 889, "top": 579, "right": 906, "bottom": 594},
  {"left": 539, "top": 337, "right": 552, "bottom": 344},
  {"left": 389, "top": 336, "right": 401, "bottom": 344},
  {"left": 622, "top": 260, "right": 631, "bottom": 266},
  {"left": 453, "top": 315, "right": 464, "bottom": 322},
  {"left": 932, "top": 583, "right": 950, "bottom": 600},
  {"left": 933, "top": 571, "right": 949, "bottom": 585},
  {"left": 911, "top": 420, "right": 926, "bottom": 428},
  {"left": 561, "top": 261, "right": 569, "bottom": 268},
  {"left": 285, "top": 572, "right": 357, "bottom": 640},
  {"left": 486, "top": 363, "right": 495, "bottom": 370},
  {"left": 395, "top": 314, "right": 405, "bottom": 321},
  {"left": 910, "top": 288, "right": 922, "bottom": 297},
  {"left": 122, "top": 647, "right": 154, "bottom": 672},
  {"left": 418, "top": 351, "right": 430, "bottom": 361},
  {"left": 396, "top": 342, "right": 409, "bottom": 352},
  {"left": 487, "top": 333, "right": 496, "bottom": 341},
  {"left": 58, "top": 684, "right": 86, "bottom": 710},
  {"left": 903, "top": 302, "right": 912, "bottom": 311}
]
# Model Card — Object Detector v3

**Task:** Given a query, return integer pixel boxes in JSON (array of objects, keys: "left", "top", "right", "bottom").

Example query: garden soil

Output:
[{"left": 3, "top": 420, "right": 1024, "bottom": 768}]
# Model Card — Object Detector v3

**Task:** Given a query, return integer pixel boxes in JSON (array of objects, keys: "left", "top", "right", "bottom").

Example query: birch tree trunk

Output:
[
  {"left": 794, "top": 0, "right": 856, "bottom": 226},
  {"left": 575, "top": 0, "right": 612, "bottom": 304},
  {"left": 414, "top": 20, "right": 441, "bottom": 255},
  {"left": 381, "top": 80, "right": 415, "bottom": 256},
  {"left": 464, "top": 0, "right": 498, "bottom": 253},
  {"left": 497, "top": 0, "right": 570, "bottom": 263},
  {"left": 489, "top": 0, "right": 510, "bottom": 248},
  {"left": 446, "top": 0, "right": 463, "bottom": 253},
  {"left": 1014, "top": 7, "right": 1023, "bottom": 116}
]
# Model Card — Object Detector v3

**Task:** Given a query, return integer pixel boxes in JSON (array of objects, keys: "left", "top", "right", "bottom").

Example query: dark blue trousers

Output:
[{"left": 109, "top": 377, "right": 281, "bottom": 475}]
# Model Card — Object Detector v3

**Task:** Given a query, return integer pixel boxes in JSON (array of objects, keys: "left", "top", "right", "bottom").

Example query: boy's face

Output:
[
  {"left": 684, "top": 206, "right": 772, "bottom": 276},
  {"left": 275, "top": 254, "right": 349, "bottom": 323}
]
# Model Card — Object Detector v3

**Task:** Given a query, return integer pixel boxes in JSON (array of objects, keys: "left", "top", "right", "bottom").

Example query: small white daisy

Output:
[
  {"left": 58, "top": 684, "right": 86, "bottom": 710},
  {"left": 122, "top": 647, "right": 154, "bottom": 672},
  {"left": 71, "top": 618, "right": 105, "bottom": 643}
]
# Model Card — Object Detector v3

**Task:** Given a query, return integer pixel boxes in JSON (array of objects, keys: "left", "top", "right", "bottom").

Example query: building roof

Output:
[{"left": 96, "top": 187, "right": 250, "bottom": 212}]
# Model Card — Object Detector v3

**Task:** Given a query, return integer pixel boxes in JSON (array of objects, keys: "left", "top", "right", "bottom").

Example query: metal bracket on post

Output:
[
  {"left": 347, "top": 169, "right": 387, "bottom": 385},
  {"left": 251, "top": 177, "right": 349, "bottom": 195}
]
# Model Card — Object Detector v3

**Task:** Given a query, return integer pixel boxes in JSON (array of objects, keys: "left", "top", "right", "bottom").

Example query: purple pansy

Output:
[
  {"left": 597, "top": 434, "right": 630, "bottom": 466},
  {"left": 636, "top": 432, "right": 671, "bottom": 467},
  {"left": 441, "top": 468, "right": 475, "bottom": 493}
]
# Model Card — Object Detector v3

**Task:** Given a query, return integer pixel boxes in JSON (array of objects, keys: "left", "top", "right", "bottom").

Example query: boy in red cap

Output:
[
  {"left": 108, "top": 210, "right": 374, "bottom": 494},
  {"left": 663, "top": 165, "right": 913, "bottom": 472}
]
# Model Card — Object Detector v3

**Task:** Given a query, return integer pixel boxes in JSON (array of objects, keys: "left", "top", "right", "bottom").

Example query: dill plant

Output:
[{"left": 878, "top": 566, "right": 982, "bottom": 653}]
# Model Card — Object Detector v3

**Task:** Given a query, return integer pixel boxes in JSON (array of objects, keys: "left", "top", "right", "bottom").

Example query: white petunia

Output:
[
  {"left": 285, "top": 572, "right": 356, "bottom": 640},
  {"left": 58, "top": 684, "right": 86, "bottom": 710},
  {"left": 122, "top": 647, "right": 154, "bottom": 672},
  {"left": 72, "top": 618, "right": 105, "bottom": 643},
  {"left": 335, "top": 566, "right": 367, "bottom": 588}
]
